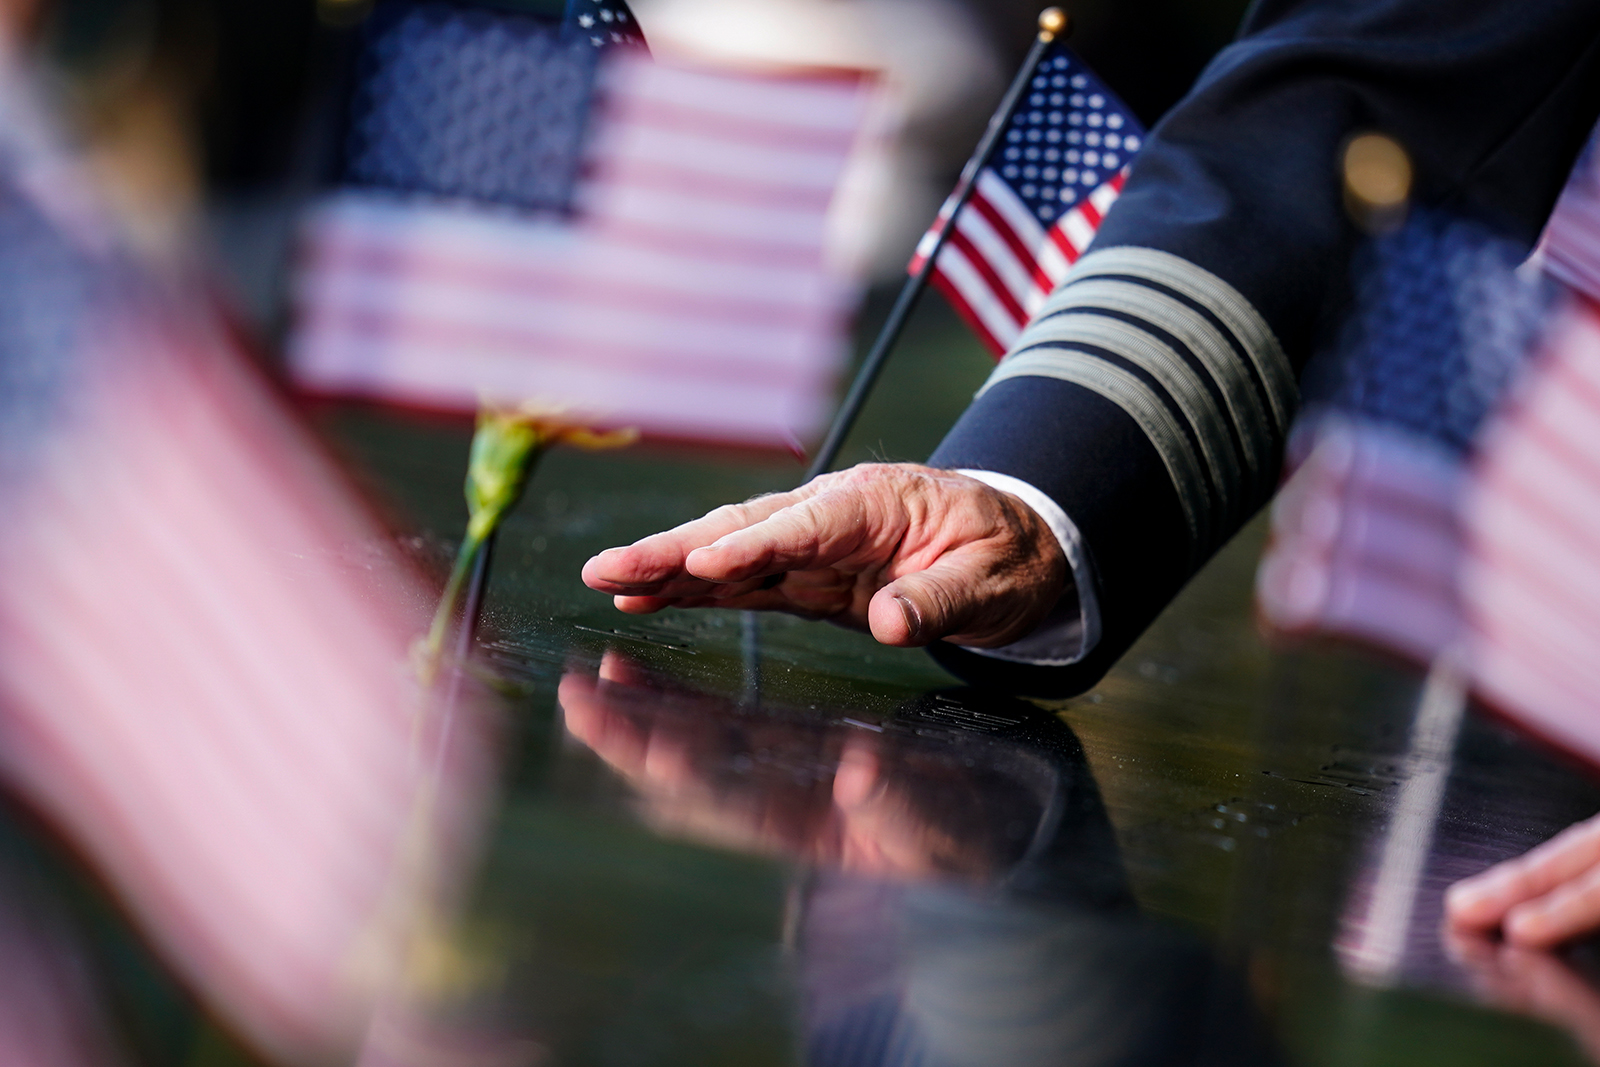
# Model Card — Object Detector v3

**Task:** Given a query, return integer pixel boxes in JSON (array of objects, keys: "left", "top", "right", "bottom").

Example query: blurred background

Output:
[{"left": 35, "top": 0, "right": 1253, "bottom": 331}]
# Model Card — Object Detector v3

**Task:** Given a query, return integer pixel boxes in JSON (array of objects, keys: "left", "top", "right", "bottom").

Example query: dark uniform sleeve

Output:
[{"left": 928, "top": 0, "right": 1600, "bottom": 695}]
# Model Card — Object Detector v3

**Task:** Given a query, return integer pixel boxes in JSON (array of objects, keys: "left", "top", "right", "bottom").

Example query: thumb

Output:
[{"left": 866, "top": 555, "right": 993, "bottom": 648}]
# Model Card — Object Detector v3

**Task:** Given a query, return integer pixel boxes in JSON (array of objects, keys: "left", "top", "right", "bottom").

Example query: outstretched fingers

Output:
[
  {"left": 616, "top": 568, "right": 862, "bottom": 623},
  {"left": 1448, "top": 816, "right": 1600, "bottom": 945},
  {"left": 683, "top": 485, "right": 881, "bottom": 585},
  {"left": 612, "top": 574, "right": 777, "bottom": 615},
  {"left": 583, "top": 464, "right": 1068, "bottom": 646},
  {"left": 582, "top": 491, "right": 805, "bottom": 597},
  {"left": 1504, "top": 863, "right": 1600, "bottom": 949}
]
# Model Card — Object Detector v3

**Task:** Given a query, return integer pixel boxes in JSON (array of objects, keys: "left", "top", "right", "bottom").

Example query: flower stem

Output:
[
  {"left": 418, "top": 413, "right": 551, "bottom": 684},
  {"left": 415, "top": 406, "right": 635, "bottom": 686}
]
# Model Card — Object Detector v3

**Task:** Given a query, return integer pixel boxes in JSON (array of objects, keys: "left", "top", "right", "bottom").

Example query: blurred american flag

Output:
[
  {"left": 291, "top": 0, "right": 873, "bottom": 450},
  {"left": 1256, "top": 208, "right": 1547, "bottom": 666},
  {"left": 910, "top": 44, "right": 1143, "bottom": 356},
  {"left": 0, "top": 79, "right": 494, "bottom": 1062},
  {"left": 1259, "top": 131, "right": 1600, "bottom": 770},
  {"left": 1453, "top": 131, "right": 1600, "bottom": 766},
  {"left": 0, "top": 303, "right": 494, "bottom": 1064},
  {"left": 1464, "top": 298, "right": 1600, "bottom": 766}
]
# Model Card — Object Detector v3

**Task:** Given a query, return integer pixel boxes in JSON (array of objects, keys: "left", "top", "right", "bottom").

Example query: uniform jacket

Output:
[{"left": 928, "top": 0, "right": 1600, "bottom": 695}]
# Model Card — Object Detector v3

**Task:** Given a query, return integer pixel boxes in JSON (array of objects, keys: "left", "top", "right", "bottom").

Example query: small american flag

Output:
[
  {"left": 911, "top": 44, "right": 1144, "bottom": 356},
  {"left": 0, "top": 317, "right": 488, "bottom": 1062},
  {"left": 291, "top": 0, "right": 872, "bottom": 450}
]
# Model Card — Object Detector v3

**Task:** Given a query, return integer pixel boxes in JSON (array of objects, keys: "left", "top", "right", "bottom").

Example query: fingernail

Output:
[{"left": 894, "top": 596, "right": 922, "bottom": 639}]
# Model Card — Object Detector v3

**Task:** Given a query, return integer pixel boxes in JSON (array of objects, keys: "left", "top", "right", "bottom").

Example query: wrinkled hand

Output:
[
  {"left": 580, "top": 464, "right": 1066, "bottom": 648},
  {"left": 1447, "top": 813, "right": 1600, "bottom": 948}
]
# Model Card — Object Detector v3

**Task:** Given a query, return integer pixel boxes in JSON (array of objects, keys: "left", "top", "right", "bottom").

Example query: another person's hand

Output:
[
  {"left": 580, "top": 463, "right": 1066, "bottom": 649},
  {"left": 1445, "top": 925, "right": 1600, "bottom": 1062},
  {"left": 1447, "top": 813, "right": 1600, "bottom": 948}
]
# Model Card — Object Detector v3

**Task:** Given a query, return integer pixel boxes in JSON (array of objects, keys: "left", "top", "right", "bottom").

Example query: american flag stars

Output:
[
  {"left": 568, "top": 0, "right": 644, "bottom": 48},
  {"left": 914, "top": 44, "right": 1145, "bottom": 355},
  {"left": 1000, "top": 55, "right": 1142, "bottom": 220},
  {"left": 293, "top": 44, "right": 873, "bottom": 450}
]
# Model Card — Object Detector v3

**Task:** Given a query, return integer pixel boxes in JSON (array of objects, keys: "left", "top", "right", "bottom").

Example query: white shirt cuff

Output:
[{"left": 953, "top": 469, "right": 1101, "bottom": 666}]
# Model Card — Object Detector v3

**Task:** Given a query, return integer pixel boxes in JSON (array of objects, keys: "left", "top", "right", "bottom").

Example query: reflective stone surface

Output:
[
  {"left": 15, "top": 297, "right": 1600, "bottom": 1064},
  {"left": 308, "top": 288, "right": 1600, "bottom": 1066}
]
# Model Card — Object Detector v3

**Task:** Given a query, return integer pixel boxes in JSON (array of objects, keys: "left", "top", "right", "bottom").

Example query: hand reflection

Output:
[
  {"left": 559, "top": 659, "right": 1284, "bottom": 1065},
  {"left": 1448, "top": 813, "right": 1600, "bottom": 948},
  {"left": 558, "top": 652, "right": 1042, "bottom": 882},
  {"left": 1446, "top": 925, "right": 1600, "bottom": 1063}
]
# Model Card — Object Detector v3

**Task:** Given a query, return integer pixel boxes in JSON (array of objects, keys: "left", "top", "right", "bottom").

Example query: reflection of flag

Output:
[
  {"left": 910, "top": 45, "right": 1143, "bottom": 356},
  {"left": 291, "top": 0, "right": 872, "bottom": 450},
  {"left": 1463, "top": 299, "right": 1600, "bottom": 766},
  {"left": 1256, "top": 210, "right": 1545, "bottom": 665}
]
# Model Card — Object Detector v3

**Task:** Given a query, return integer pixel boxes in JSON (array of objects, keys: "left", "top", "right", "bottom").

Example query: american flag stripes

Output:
[
  {"left": 1453, "top": 129, "right": 1600, "bottom": 766},
  {"left": 292, "top": 14, "right": 872, "bottom": 450},
  {"left": 1463, "top": 299, "right": 1600, "bottom": 767},
  {"left": 1537, "top": 136, "right": 1600, "bottom": 302},
  {"left": 0, "top": 305, "right": 494, "bottom": 1063},
  {"left": 911, "top": 46, "right": 1143, "bottom": 357},
  {"left": 1256, "top": 418, "right": 1466, "bottom": 666},
  {"left": 0, "top": 87, "right": 493, "bottom": 1056}
]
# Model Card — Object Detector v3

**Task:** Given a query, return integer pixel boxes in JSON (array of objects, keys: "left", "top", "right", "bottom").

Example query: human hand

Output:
[
  {"left": 580, "top": 463, "right": 1066, "bottom": 649},
  {"left": 1446, "top": 813, "right": 1600, "bottom": 948},
  {"left": 1445, "top": 925, "right": 1600, "bottom": 1061}
]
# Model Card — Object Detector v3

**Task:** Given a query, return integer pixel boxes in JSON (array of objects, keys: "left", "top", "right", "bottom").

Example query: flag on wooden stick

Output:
[{"left": 909, "top": 42, "right": 1143, "bottom": 356}]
